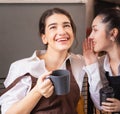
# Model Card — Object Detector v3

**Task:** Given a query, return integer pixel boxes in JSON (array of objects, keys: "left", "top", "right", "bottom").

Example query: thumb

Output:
[{"left": 39, "top": 71, "right": 52, "bottom": 82}]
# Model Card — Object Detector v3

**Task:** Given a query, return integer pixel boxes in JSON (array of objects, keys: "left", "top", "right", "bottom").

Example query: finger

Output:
[
  {"left": 42, "top": 85, "right": 54, "bottom": 98},
  {"left": 87, "top": 38, "right": 90, "bottom": 49},
  {"left": 82, "top": 38, "right": 87, "bottom": 51},
  {"left": 90, "top": 39, "right": 94, "bottom": 50},
  {"left": 39, "top": 71, "right": 52, "bottom": 82},
  {"left": 84, "top": 38, "right": 92, "bottom": 50},
  {"left": 82, "top": 39, "right": 85, "bottom": 52},
  {"left": 102, "top": 102, "right": 115, "bottom": 107},
  {"left": 106, "top": 98, "right": 116, "bottom": 102},
  {"left": 40, "top": 81, "right": 53, "bottom": 94},
  {"left": 88, "top": 38, "right": 94, "bottom": 50},
  {"left": 102, "top": 105, "right": 115, "bottom": 112},
  {"left": 41, "top": 79, "right": 53, "bottom": 89},
  {"left": 44, "top": 86, "right": 54, "bottom": 98},
  {"left": 86, "top": 38, "right": 90, "bottom": 49}
]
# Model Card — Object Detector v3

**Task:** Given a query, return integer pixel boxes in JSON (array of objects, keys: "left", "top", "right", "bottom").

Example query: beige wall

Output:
[
  {"left": 86, "top": 0, "right": 94, "bottom": 27},
  {"left": 0, "top": 0, "right": 87, "bottom": 3},
  {"left": 0, "top": 3, "right": 86, "bottom": 78}
]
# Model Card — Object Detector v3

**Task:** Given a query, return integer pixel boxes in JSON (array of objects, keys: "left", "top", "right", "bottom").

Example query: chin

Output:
[
  {"left": 94, "top": 49, "right": 100, "bottom": 53},
  {"left": 94, "top": 49, "right": 104, "bottom": 54}
]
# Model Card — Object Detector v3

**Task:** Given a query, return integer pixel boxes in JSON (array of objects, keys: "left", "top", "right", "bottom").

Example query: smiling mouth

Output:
[{"left": 56, "top": 38, "right": 69, "bottom": 42}]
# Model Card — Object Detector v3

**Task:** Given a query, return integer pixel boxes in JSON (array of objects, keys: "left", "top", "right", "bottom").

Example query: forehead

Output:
[
  {"left": 92, "top": 15, "right": 106, "bottom": 28},
  {"left": 45, "top": 14, "right": 70, "bottom": 26}
]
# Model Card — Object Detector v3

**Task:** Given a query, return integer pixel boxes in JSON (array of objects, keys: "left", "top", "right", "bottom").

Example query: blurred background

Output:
[
  {"left": 0, "top": 0, "right": 120, "bottom": 88},
  {"left": 0, "top": 0, "right": 120, "bottom": 114},
  {"left": 86, "top": 0, "right": 120, "bottom": 36},
  {"left": 0, "top": 0, "right": 120, "bottom": 86}
]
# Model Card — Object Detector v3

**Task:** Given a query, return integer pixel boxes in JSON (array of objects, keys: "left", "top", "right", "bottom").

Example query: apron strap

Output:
[{"left": 0, "top": 73, "right": 32, "bottom": 96}]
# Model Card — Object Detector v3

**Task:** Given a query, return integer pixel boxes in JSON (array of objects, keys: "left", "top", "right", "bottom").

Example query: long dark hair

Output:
[{"left": 98, "top": 8, "right": 120, "bottom": 45}]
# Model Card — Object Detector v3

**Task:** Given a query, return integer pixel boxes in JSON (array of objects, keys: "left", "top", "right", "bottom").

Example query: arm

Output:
[
  {"left": 1, "top": 72, "right": 53, "bottom": 114},
  {"left": 83, "top": 62, "right": 103, "bottom": 110},
  {"left": 6, "top": 84, "right": 42, "bottom": 114},
  {"left": 82, "top": 38, "right": 103, "bottom": 109}
]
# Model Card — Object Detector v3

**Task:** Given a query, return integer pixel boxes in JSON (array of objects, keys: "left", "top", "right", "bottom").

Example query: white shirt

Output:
[
  {"left": 0, "top": 50, "right": 102, "bottom": 113},
  {"left": 90, "top": 54, "right": 120, "bottom": 110},
  {"left": 104, "top": 54, "right": 120, "bottom": 76}
]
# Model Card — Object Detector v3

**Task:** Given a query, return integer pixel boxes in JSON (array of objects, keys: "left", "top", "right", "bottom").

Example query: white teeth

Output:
[{"left": 57, "top": 38, "right": 68, "bottom": 41}]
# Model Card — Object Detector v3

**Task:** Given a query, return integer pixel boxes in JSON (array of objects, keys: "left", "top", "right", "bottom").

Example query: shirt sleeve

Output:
[
  {"left": 0, "top": 76, "right": 32, "bottom": 114},
  {"left": 83, "top": 62, "right": 103, "bottom": 110}
]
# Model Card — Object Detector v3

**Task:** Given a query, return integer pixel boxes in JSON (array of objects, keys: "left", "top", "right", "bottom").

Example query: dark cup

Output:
[
  {"left": 100, "top": 86, "right": 114, "bottom": 106},
  {"left": 48, "top": 69, "right": 70, "bottom": 95}
]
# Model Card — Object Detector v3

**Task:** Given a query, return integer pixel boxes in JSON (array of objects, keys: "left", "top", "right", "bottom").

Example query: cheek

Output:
[
  {"left": 70, "top": 31, "right": 74, "bottom": 39},
  {"left": 95, "top": 33, "right": 105, "bottom": 43},
  {"left": 45, "top": 32, "right": 55, "bottom": 41},
  {"left": 94, "top": 44, "right": 103, "bottom": 52},
  {"left": 70, "top": 34, "right": 74, "bottom": 45},
  {"left": 94, "top": 39, "right": 108, "bottom": 52},
  {"left": 49, "top": 30, "right": 57, "bottom": 37}
]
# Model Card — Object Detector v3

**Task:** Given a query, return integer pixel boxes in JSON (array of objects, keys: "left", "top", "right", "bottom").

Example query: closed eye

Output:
[
  {"left": 49, "top": 25, "right": 56, "bottom": 30},
  {"left": 92, "top": 28, "right": 98, "bottom": 32},
  {"left": 64, "top": 24, "right": 71, "bottom": 28}
]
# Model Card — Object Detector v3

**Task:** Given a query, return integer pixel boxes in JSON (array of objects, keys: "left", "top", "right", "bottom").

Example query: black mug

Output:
[
  {"left": 48, "top": 69, "right": 70, "bottom": 95},
  {"left": 100, "top": 86, "right": 114, "bottom": 106}
]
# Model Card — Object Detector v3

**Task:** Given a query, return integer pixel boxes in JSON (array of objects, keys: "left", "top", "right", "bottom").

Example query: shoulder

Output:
[
  {"left": 4, "top": 50, "right": 45, "bottom": 87},
  {"left": 70, "top": 53, "right": 85, "bottom": 67},
  {"left": 4, "top": 51, "right": 37, "bottom": 85},
  {"left": 10, "top": 50, "right": 41, "bottom": 69},
  {"left": 70, "top": 53, "right": 85, "bottom": 62},
  {"left": 4, "top": 57, "right": 33, "bottom": 86},
  {"left": 9, "top": 56, "right": 33, "bottom": 74},
  {"left": 11, "top": 57, "right": 32, "bottom": 67}
]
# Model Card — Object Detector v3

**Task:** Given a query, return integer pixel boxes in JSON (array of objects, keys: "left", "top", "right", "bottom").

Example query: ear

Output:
[
  {"left": 110, "top": 28, "right": 118, "bottom": 41},
  {"left": 41, "top": 34, "right": 48, "bottom": 44}
]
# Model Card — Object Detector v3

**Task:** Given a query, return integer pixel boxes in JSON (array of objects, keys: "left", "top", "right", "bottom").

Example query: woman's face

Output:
[
  {"left": 42, "top": 14, "right": 74, "bottom": 52},
  {"left": 89, "top": 15, "right": 113, "bottom": 53}
]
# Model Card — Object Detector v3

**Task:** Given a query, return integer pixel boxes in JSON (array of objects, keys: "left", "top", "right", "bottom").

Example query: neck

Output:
[
  {"left": 107, "top": 45, "right": 120, "bottom": 75},
  {"left": 108, "top": 45, "right": 120, "bottom": 62},
  {"left": 40, "top": 50, "right": 68, "bottom": 71}
]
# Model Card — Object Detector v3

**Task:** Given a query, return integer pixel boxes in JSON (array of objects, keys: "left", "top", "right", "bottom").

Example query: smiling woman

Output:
[
  {"left": 0, "top": 8, "right": 83, "bottom": 114},
  {"left": 0, "top": 7, "right": 102, "bottom": 114},
  {"left": 0, "top": 2, "right": 86, "bottom": 81}
]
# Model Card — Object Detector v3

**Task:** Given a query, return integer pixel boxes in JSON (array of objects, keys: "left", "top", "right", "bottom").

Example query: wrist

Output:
[{"left": 31, "top": 85, "right": 42, "bottom": 98}]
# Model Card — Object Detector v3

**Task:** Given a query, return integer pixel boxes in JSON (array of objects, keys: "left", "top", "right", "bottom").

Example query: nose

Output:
[
  {"left": 57, "top": 26, "right": 66, "bottom": 36},
  {"left": 89, "top": 31, "right": 94, "bottom": 39}
]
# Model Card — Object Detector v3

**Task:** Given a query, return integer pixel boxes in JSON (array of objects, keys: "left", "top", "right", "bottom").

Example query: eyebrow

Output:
[
  {"left": 48, "top": 21, "right": 71, "bottom": 28},
  {"left": 63, "top": 22, "right": 71, "bottom": 25},
  {"left": 92, "top": 25, "right": 97, "bottom": 28},
  {"left": 48, "top": 23, "right": 56, "bottom": 27}
]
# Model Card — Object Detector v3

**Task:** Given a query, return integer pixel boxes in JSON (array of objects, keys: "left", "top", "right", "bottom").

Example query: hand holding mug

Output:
[
  {"left": 102, "top": 98, "right": 120, "bottom": 113},
  {"left": 36, "top": 71, "right": 54, "bottom": 98}
]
